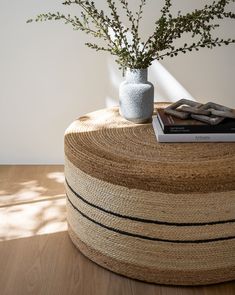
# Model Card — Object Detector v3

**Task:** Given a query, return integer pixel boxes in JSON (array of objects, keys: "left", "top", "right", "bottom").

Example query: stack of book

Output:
[{"left": 152, "top": 108, "right": 235, "bottom": 142}]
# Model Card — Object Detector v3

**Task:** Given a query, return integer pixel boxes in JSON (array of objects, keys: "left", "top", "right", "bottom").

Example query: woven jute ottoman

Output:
[{"left": 64, "top": 103, "right": 235, "bottom": 286}]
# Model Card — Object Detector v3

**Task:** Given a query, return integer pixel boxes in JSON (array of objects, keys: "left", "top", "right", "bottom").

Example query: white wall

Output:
[{"left": 0, "top": 0, "right": 234, "bottom": 164}]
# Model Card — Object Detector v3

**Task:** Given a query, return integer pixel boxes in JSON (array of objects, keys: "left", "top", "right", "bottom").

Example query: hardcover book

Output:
[
  {"left": 157, "top": 108, "right": 235, "bottom": 134},
  {"left": 152, "top": 116, "right": 235, "bottom": 143}
]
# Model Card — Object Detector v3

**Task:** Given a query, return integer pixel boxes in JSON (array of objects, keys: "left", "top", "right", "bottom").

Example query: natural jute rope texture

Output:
[{"left": 64, "top": 103, "right": 235, "bottom": 285}]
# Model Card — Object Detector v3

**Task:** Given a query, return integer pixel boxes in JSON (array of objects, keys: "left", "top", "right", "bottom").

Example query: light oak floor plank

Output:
[{"left": 0, "top": 165, "right": 234, "bottom": 295}]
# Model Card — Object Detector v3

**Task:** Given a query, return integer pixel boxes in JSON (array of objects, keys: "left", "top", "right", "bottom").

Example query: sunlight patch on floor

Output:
[
  {"left": 0, "top": 197, "right": 67, "bottom": 241},
  {"left": 0, "top": 166, "right": 67, "bottom": 241},
  {"left": 0, "top": 180, "right": 46, "bottom": 206},
  {"left": 47, "top": 172, "right": 65, "bottom": 183}
]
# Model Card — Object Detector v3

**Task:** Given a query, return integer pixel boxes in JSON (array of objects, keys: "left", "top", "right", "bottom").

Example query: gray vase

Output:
[{"left": 119, "top": 68, "right": 154, "bottom": 123}]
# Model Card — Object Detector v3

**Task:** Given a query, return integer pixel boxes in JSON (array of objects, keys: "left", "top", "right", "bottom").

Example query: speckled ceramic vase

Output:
[{"left": 119, "top": 68, "right": 154, "bottom": 123}]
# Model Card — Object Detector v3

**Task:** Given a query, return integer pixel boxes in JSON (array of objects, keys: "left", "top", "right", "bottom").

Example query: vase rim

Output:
[
  {"left": 125, "top": 68, "right": 148, "bottom": 83},
  {"left": 127, "top": 67, "right": 148, "bottom": 71}
]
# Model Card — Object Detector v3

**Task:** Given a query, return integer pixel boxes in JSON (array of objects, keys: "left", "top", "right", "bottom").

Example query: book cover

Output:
[
  {"left": 152, "top": 116, "right": 235, "bottom": 143},
  {"left": 157, "top": 108, "right": 235, "bottom": 134}
]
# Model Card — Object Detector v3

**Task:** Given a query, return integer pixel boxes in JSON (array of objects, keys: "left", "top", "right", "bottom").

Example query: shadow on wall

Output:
[
  {"left": 105, "top": 58, "right": 196, "bottom": 107},
  {"left": 105, "top": 57, "right": 122, "bottom": 108}
]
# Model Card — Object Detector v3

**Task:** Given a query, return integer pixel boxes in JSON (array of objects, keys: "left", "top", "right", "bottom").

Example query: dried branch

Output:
[{"left": 28, "top": 0, "right": 235, "bottom": 71}]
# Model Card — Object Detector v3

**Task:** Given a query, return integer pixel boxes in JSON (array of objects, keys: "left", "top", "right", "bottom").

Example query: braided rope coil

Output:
[{"left": 64, "top": 104, "right": 235, "bottom": 285}]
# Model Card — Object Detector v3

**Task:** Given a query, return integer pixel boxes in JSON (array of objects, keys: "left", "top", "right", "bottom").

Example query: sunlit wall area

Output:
[{"left": 0, "top": 0, "right": 234, "bottom": 164}]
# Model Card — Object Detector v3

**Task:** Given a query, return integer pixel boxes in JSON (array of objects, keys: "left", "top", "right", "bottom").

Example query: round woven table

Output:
[{"left": 64, "top": 104, "right": 235, "bottom": 286}]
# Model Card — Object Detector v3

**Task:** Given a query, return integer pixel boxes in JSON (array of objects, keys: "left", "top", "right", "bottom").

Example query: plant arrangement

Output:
[{"left": 28, "top": 0, "right": 235, "bottom": 71}]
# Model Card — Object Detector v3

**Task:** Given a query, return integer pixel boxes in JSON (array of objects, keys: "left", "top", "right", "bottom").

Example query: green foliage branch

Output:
[{"left": 28, "top": 0, "right": 235, "bottom": 71}]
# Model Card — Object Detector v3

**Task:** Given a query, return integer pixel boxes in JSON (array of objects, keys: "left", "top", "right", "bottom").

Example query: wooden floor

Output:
[{"left": 0, "top": 166, "right": 234, "bottom": 295}]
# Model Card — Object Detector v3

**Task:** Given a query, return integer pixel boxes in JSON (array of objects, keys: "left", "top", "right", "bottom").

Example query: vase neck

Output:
[{"left": 125, "top": 68, "right": 148, "bottom": 83}]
